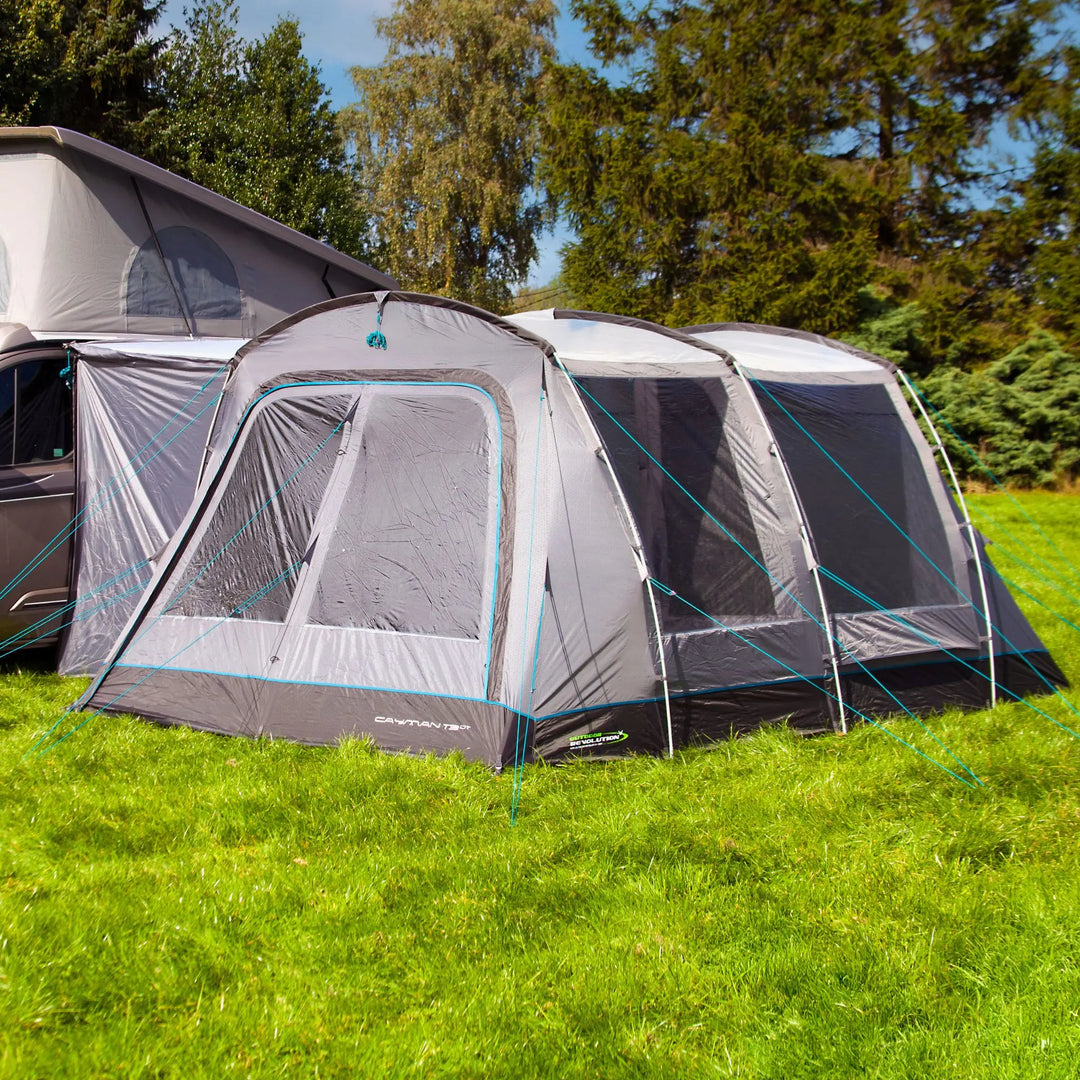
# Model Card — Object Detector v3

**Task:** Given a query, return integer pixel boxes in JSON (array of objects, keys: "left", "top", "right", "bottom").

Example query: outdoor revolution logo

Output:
[{"left": 568, "top": 730, "right": 629, "bottom": 749}]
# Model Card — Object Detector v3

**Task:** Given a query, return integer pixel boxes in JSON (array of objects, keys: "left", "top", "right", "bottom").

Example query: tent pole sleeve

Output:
[
  {"left": 732, "top": 364, "right": 849, "bottom": 733},
  {"left": 130, "top": 177, "right": 195, "bottom": 338},
  {"left": 197, "top": 381, "right": 228, "bottom": 487},
  {"left": 898, "top": 370, "right": 997, "bottom": 706},
  {"left": 554, "top": 359, "right": 675, "bottom": 758}
]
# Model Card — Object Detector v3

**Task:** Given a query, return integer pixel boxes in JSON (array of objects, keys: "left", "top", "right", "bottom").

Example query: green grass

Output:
[{"left": 3, "top": 493, "right": 1080, "bottom": 1077}]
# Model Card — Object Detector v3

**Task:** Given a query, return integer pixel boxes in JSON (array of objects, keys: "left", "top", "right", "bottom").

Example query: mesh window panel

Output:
[
  {"left": 309, "top": 392, "right": 493, "bottom": 638},
  {"left": 127, "top": 226, "right": 241, "bottom": 322},
  {"left": 166, "top": 394, "right": 352, "bottom": 622},
  {"left": 756, "top": 381, "right": 955, "bottom": 613},
  {"left": 14, "top": 359, "right": 71, "bottom": 463},
  {"left": 578, "top": 376, "right": 775, "bottom": 630}
]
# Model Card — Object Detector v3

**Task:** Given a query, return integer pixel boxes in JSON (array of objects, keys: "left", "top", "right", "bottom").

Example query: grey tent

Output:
[
  {"left": 77, "top": 298, "right": 1064, "bottom": 766},
  {"left": 0, "top": 127, "right": 395, "bottom": 670}
]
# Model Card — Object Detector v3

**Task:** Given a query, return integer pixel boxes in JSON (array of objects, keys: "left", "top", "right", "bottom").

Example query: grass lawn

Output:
[{"left": 3, "top": 493, "right": 1080, "bottom": 1077}]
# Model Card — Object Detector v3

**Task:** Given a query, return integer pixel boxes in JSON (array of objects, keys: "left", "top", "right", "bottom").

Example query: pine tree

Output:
[
  {"left": 0, "top": 0, "right": 163, "bottom": 150},
  {"left": 543, "top": 0, "right": 1062, "bottom": 334},
  {"left": 139, "top": 2, "right": 367, "bottom": 258}
]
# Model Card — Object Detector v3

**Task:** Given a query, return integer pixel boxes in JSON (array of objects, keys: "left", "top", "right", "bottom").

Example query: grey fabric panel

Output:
[
  {"left": 309, "top": 391, "right": 495, "bottom": 638},
  {"left": 832, "top": 604, "right": 980, "bottom": 664},
  {"left": 663, "top": 619, "right": 826, "bottom": 691},
  {"left": 530, "top": 697, "right": 671, "bottom": 761},
  {"left": 843, "top": 649, "right": 1066, "bottom": 717},
  {"left": 216, "top": 297, "right": 551, "bottom": 459},
  {"left": 683, "top": 322, "right": 895, "bottom": 371},
  {"left": 83, "top": 665, "right": 511, "bottom": 765},
  {"left": 59, "top": 352, "right": 227, "bottom": 676},
  {"left": 530, "top": 371, "right": 659, "bottom": 718}
]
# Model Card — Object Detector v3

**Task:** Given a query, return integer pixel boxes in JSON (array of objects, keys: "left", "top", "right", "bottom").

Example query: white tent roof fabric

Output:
[{"left": 75, "top": 297, "right": 1064, "bottom": 766}]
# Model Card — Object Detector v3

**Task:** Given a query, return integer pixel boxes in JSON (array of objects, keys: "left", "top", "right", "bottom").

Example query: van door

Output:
[{"left": 0, "top": 350, "right": 75, "bottom": 650}]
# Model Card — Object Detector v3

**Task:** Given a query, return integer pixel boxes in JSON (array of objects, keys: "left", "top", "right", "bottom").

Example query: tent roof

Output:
[
  {"left": 507, "top": 308, "right": 732, "bottom": 373},
  {"left": 0, "top": 127, "right": 396, "bottom": 291},
  {"left": 74, "top": 337, "right": 244, "bottom": 363},
  {"left": 683, "top": 323, "right": 891, "bottom": 375}
]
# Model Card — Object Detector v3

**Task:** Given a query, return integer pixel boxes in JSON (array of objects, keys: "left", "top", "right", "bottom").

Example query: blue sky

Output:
[{"left": 158, "top": 1, "right": 589, "bottom": 286}]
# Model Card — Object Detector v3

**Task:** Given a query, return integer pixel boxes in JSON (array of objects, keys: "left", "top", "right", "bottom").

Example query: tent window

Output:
[
  {"left": 126, "top": 226, "right": 241, "bottom": 326},
  {"left": 756, "top": 380, "right": 956, "bottom": 612},
  {"left": 0, "top": 358, "right": 73, "bottom": 467},
  {"left": 578, "top": 376, "right": 776, "bottom": 628},
  {"left": 309, "top": 392, "right": 493, "bottom": 638},
  {"left": 0, "top": 235, "right": 9, "bottom": 316},
  {"left": 165, "top": 393, "right": 353, "bottom": 622}
]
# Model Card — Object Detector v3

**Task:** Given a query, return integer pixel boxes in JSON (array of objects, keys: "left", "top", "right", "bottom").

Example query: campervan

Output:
[{"left": 0, "top": 127, "right": 394, "bottom": 660}]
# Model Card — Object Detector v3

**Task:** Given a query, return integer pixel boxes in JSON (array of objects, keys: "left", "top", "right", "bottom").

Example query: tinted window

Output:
[
  {"left": 0, "top": 358, "right": 73, "bottom": 467},
  {"left": 165, "top": 393, "right": 352, "bottom": 622},
  {"left": 0, "top": 234, "right": 9, "bottom": 316}
]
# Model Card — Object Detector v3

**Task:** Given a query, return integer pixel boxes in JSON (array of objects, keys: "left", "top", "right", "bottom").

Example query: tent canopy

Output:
[{"left": 76, "top": 300, "right": 1065, "bottom": 765}]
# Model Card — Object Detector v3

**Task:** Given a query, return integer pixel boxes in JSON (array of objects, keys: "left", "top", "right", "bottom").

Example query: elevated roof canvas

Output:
[{"left": 0, "top": 127, "right": 396, "bottom": 340}]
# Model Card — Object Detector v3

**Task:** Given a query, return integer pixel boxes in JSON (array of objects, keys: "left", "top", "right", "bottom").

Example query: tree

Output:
[
  {"left": 1021, "top": 45, "right": 1080, "bottom": 346},
  {"left": 139, "top": 1, "right": 367, "bottom": 258},
  {"left": 344, "top": 0, "right": 556, "bottom": 310},
  {"left": 542, "top": 0, "right": 1062, "bottom": 335},
  {"left": 0, "top": 0, "right": 163, "bottom": 150}
]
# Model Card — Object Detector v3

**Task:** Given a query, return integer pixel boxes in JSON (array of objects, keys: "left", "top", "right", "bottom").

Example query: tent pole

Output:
[
  {"left": 555, "top": 360, "right": 676, "bottom": 758},
  {"left": 898, "top": 371, "right": 997, "bottom": 706},
  {"left": 644, "top": 572, "right": 676, "bottom": 759},
  {"left": 732, "top": 365, "right": 849, "bottom": 733}
]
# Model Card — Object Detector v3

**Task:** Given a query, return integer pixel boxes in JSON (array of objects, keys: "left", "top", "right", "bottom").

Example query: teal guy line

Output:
[
  {"left": 0, "top": 572, "right": 150, "bottom": 664},
  {"left": 968, "top": 516, "right": 1080, "bottom": 611},
  {"left": 0, "top": 364, "right": 227, "bottom": 606},
  {"left": 986, "top": 563, "right": 1080, "bottom": 637},
  {"left": 750, "top": 378, "right": 1080, "bottom": 719},
  {"left": 0, "top": 558, "right": 151, "bottom": 658},
  {"left": 648, "top": 578, "right": 979, "bottom": 788},
  {"left": 910, "top": 380, "right": 1080, "bottom": 591},
  {"left": 567, "top": 370, "right": 983, "bottom": 748},
  {"left": 815, "top": 565, "right": 1080, "bottom": 742},
  {"left": 28, "top": 557, "right": 305, "bottom": 760}
]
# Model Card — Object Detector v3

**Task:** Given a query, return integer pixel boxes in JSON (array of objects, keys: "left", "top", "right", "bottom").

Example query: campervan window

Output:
[
  {"left": 126, "top": 226, "right": 241, "bottom": 327},
  {"left": 0, "top": 235, "right": 9, "bottom": 316},
  {"left": 0, "top": 358, "right": 73, "bottom": 467}
]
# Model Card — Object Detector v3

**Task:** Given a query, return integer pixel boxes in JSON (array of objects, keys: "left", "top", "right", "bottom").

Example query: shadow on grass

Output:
[{"left": 0, "top": 644, "right": 59, "bottom": 675}]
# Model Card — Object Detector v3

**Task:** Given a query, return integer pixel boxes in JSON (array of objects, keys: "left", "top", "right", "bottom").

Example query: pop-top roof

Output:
[{"left": 0, "top": 127, "right": 396, "bottom": 341}]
